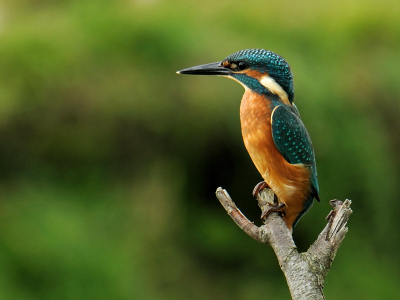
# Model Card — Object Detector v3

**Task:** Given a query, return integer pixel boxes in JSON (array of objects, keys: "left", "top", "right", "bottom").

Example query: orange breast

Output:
[{"left": 240, "top": 90, "right": 311, "bottom": 229}]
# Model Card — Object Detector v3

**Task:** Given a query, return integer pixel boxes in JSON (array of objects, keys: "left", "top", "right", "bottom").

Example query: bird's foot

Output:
[
  {"left": 252, "top": 181, "right": 270, "bottom": 198},
  {"left": 261, "top": 203, "right": 286, "bottom": 219},
  {"left": 252, "top": 181, "right": 284, "bottom": 220}
]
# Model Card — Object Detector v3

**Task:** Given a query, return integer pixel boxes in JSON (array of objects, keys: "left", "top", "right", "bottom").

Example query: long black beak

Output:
[{"left": 176, "top": 62, "right": 231, "bottom": 76}]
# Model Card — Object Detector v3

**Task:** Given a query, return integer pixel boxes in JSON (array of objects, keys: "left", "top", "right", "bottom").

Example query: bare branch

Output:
[
  {"left": 215, "top": 188, "right": 260, "bottom": 241},
  {"left": 215, "top": 186, "right": 353, "bottom": 300}
]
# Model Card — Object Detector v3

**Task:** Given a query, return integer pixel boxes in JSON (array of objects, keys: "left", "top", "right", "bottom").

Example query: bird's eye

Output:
[{"left": 237, "top": 61, "right": 248, "bottom": 70}]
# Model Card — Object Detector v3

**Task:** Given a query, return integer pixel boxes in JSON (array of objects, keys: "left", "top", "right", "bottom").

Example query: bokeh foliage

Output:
[{"left": 0, "top": 0, "right": 399, "bottom": 299}]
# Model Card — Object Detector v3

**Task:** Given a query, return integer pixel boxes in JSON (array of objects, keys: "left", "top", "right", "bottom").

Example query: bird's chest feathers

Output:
[
  {"left": 239, "top": 90, "right": 311, "bottom": 218},
  {"left": 240, "top": 91, "right": 276, "bottom": 175}
]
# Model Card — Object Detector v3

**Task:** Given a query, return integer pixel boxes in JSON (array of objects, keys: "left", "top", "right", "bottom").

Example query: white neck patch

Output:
[{"left": 259, "top": 75, "right": 289, "bottom": 104}]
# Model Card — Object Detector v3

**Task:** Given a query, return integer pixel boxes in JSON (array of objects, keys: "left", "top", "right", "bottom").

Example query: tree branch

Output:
[{"left": 215, "top": 187, "right": 352, "bottom": 300}]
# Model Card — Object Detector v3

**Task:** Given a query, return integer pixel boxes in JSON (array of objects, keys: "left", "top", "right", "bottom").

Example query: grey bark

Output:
[{"left": 215, "top": 187, "right": 352, "bottom": 300}]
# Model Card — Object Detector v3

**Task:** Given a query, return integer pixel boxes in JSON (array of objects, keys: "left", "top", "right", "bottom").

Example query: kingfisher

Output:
[{"left": 177, "top": 49, "right": 319, "bottom": 231}]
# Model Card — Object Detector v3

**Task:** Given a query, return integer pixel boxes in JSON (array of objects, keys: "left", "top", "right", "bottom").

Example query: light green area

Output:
[{"left": 0, "top": 0, "right": 399, "bottom": 299}]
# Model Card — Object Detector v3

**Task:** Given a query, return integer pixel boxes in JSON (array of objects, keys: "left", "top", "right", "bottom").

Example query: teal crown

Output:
[{"left": 225, "top": 49, "right": 294, "bottom": 102}]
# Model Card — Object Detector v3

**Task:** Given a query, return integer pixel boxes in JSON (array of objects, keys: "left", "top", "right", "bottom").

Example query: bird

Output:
[{"left": 177, "top": 49, "right": 319, "bottom": 231}]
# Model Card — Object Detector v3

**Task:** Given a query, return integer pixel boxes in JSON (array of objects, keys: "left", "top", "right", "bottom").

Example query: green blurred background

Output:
[{"left": 0, "top": 0, "right": 399, "bottom": 299}]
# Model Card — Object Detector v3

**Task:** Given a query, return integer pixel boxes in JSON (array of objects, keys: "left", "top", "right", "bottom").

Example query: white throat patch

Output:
[
  {"left": 259, "top": 75, "right": 289, "bottom": 104},
  {"left": 222, "top": 75, "right": 250, "bottom": 91}
]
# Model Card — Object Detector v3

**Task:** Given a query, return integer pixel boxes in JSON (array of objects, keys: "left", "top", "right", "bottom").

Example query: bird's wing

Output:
[
  {"left": 271, "top": 105, "right": 319, "bottom": 200},
  {"left": 291, "top": 102, "right": 301, "bottom": 117}
]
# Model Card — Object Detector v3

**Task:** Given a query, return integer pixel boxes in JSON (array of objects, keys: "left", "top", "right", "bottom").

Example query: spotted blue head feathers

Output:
[
  {"left": 224, "top": 49, "right": 295, "bottom": 103},
  {"left": 177, "top": 49, "right": 295, "bottom": 103}
]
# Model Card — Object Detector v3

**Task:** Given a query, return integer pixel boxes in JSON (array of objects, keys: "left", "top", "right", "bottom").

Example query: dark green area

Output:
[{"left": 0, "top": 0, "right": 399, "bottom": 299}]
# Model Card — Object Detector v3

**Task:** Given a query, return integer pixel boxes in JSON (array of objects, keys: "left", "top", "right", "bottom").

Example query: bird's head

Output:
[{"left": 177, "top": 49, "right": 294, "bottom": 104}]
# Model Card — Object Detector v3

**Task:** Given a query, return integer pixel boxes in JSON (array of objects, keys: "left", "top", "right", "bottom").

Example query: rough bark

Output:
[{"left": 215, "top": 187, "right": 352, "bottom": 300}]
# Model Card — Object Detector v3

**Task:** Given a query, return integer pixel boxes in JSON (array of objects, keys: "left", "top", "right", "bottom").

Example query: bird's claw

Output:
[
  {"left": 252, "top": 181, "right": 270, "bottom": 198},
  {"left": 261, "top": 203, "right": 286, "bottom": 219}
]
